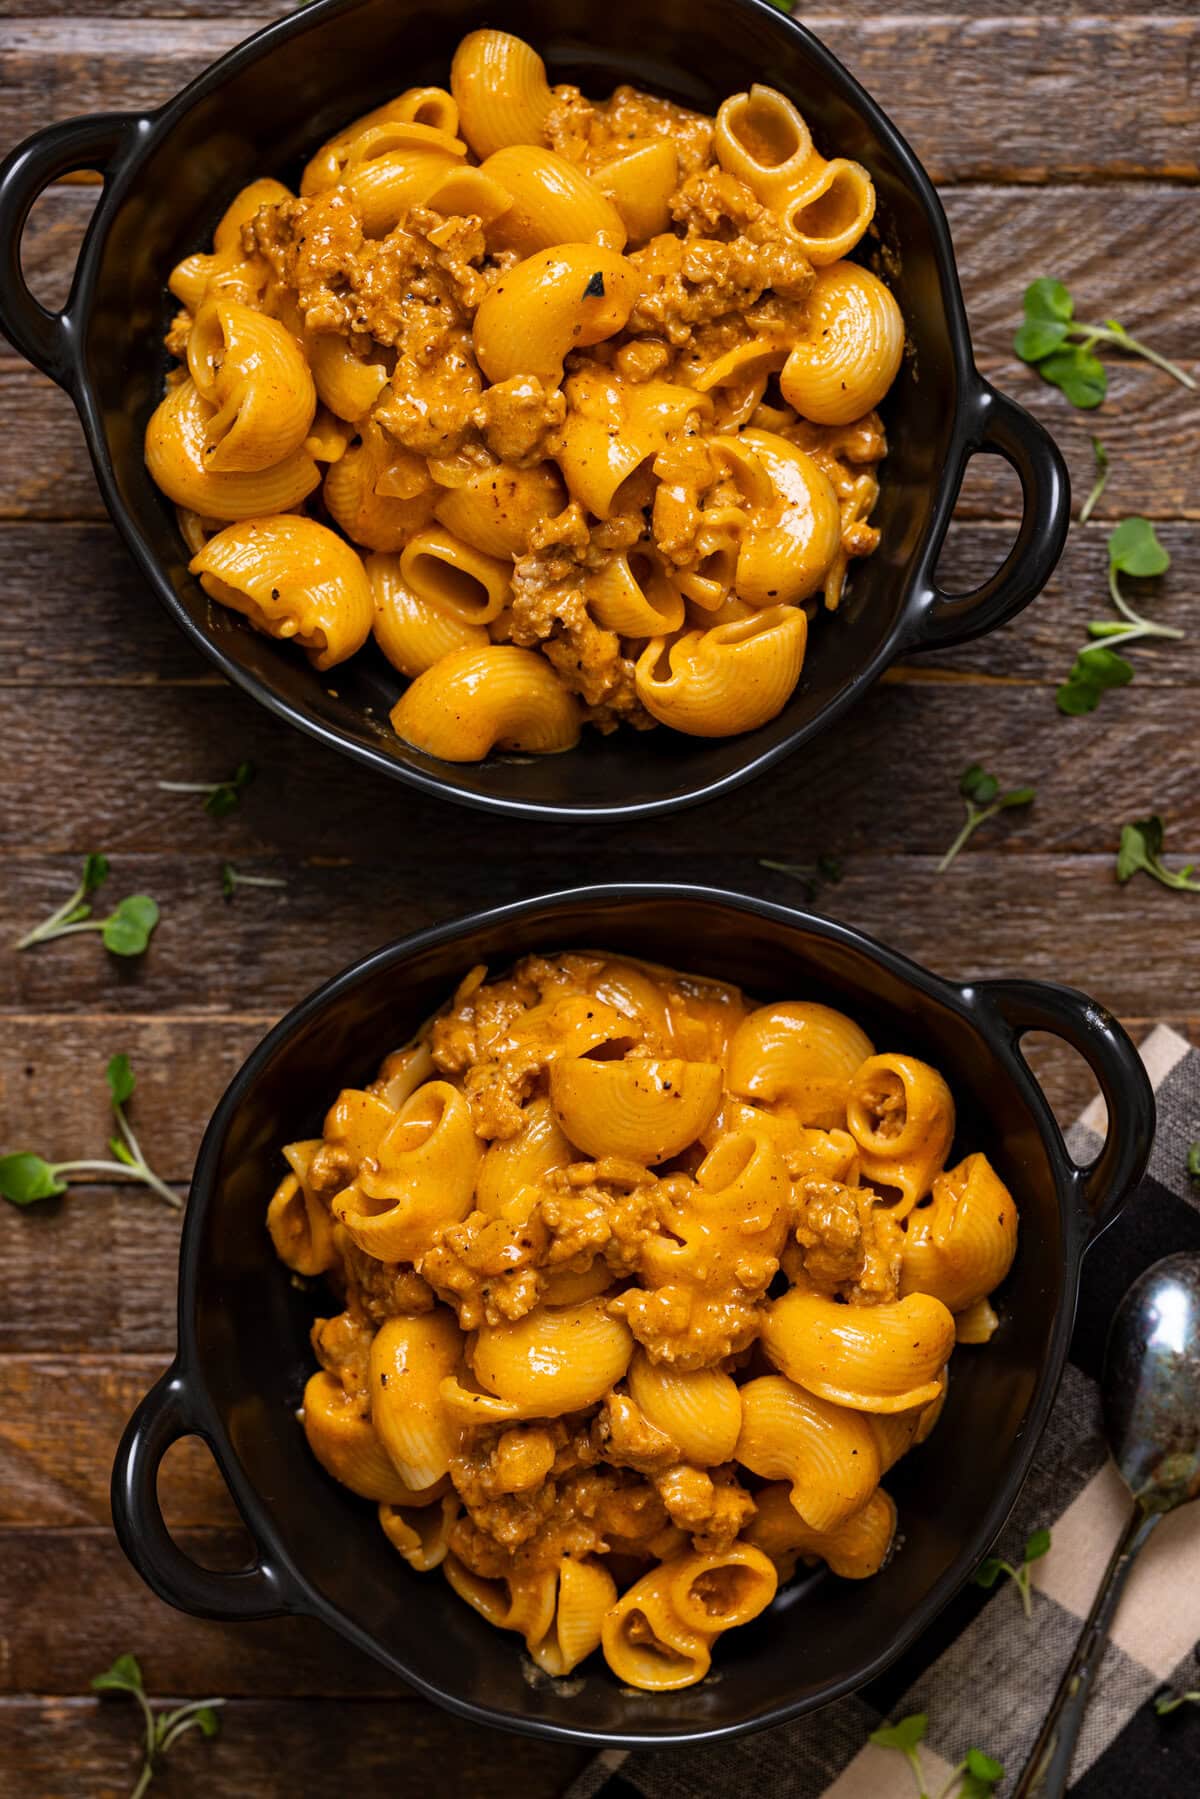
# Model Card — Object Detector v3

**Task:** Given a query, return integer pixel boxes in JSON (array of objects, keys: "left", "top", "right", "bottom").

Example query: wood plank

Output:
[
  {"left": 1, "top": 679, "right": 1198, "bottom": 872},
  {"left": 11, "top": 182, "right": 1197, "bottom": 367},
  {"left": 0, "top": 1528, "right": 402, "bottom": 1696},
  {"left": 1, "top": 1695, "right": 591, "bottom": 1797},
  {"left": 0, "top": 1355, "right": 241, "bottom": 1528},
  {"left": 2, "top": 18, "right": 1197, "bottom": 183},
  {"left": 2, "top": 517, "right": 1196, "bottom": 686}
]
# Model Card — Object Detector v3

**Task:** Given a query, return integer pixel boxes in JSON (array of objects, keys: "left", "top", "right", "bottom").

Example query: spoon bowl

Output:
[
  {"left": 1105, "top": 1251, "right": 1200, "bottom": 1512},
  {"left": 1015, "top": 1250, "right": 1200, "bottom": 1796}
]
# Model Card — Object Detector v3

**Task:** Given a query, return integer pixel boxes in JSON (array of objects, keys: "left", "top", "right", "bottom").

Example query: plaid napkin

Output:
[{"left": 569, "top": 1027, "right": 1200, "bottom": 1799}]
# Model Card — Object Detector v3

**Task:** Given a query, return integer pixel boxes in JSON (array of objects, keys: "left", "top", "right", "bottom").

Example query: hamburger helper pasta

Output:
[
  {"left": 268, "top": 953, "right": 1018, "bottom": 1691},
  {"left": 146, "top": 29, "right": 904, "bottom": 762}
]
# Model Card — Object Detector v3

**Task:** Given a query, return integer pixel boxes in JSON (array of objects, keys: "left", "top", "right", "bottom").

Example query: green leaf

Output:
[
  {"left": 82, "top": 852, "right": 111, "bottom": 895},
  {"left": 109, "top": 1136, "right": 137, "bottom": 1167},
  {"left": 106, "top": 1053, "right": 136, "bottom": 1107},
  {"left": 870, "top": 1713, "right": 927, "bottom": 1753},
  {"left": 1013, "top": 318, "right": 1069, "bottom": 363},
  {"left": 1024, "top": 278, "right": 1074, "bottom": 323},
  {"left": 1187, "top": 1143, "right": 1200, "bottom": 1182},
  {"left": 1117, "top": 815, "right": 1164, "bottom": 884},
  {"left": 0, "top": 1153, "right": 66, "bottom": 1205},
  {"left": 1024, "top": 1527, "right": 1052, "bottom": 1563},
  {"left": 102, "top": 895, "right": 159, "bottom": 957},
  {"left": 973, "top": 1557, "right": 1004, "bottom": 1589},
  {"left": 960, "top": 765, "right": 998, "bottom": 805},
  {"left": 91, "top": 1652, "right": 144, "bottom": 1695},
  {"left": 998, "top": 786, "right": 1036, "bottom": 810},
  {"left": 1038, "top": 346, "right": 1107, "bottom": 409},
  {"left": 966, "top": 1748, "right": 1004, "bottom": 1781},
  {"left": 193, "top": 1705, "right": 221, "bottom": 1738},
  {"left": 1056, "top": 646, "right": 1134, "bottom": 714},
  {"left": 221, "top": 863, "right": 237, "bottom": 902},
  {"left": 1109, "top": 516, "right": 1170, "bottom": 580}
]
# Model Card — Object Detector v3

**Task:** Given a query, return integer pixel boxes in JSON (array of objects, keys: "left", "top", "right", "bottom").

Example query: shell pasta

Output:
[
  {"left": 148, "top": 30, "right": 904, "bottom": 759},
  {"left": 269, "top": 951, "right": 1018, "bottom": 1691}
]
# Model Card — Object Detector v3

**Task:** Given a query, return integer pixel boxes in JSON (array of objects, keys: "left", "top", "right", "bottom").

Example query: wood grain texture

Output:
[
  {"left": 0, "top": 1697, "right": 590, "bottom": 1798},
  {"left": 1, "top": 679, "right": 1197, "bottom": 873},
  {"left": 0, "top": 1356, "right": 239, "bottom": 1528},
  {"left": 2, "top": 17, "right": 1197, "bottom": 182}
]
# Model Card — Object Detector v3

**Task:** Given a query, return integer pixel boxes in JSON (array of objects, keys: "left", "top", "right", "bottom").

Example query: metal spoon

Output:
[{"left": 1013, "top": 1250, "right": 1200, "bottom": 1797}]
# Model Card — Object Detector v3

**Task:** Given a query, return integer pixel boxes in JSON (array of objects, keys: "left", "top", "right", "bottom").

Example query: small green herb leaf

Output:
[
  {"left": 193, "top": 1704, "right": 221, "bottom": 1738},
  {"left": 1187, "top": 1143, "right": 1200, "bottom": 1183},
  {"left": 940, "top": 767, "right": 1035, "bottom": 874},
  {"left": 960, "top": 765, "right": 999, "bottom": 805},
  {"left": 0, "top": 1153, "right": 67, "bottom": 1205},
  {"left": 1024, "top": 1527, "right": 1052, "bottom": 1563},
  {"left": 1013, "top": 280, "right": 1194, "bottom": 404},
  {"left": 1116, "top": 815, "right": 1200, "bottom": 893},
  {"left": 91, "top": 1653, "right": 144, "bottom": 1695},
  {"left": 1023, "top": 278, "right": 1074, "bottom": 325},
  {"left": 1014, "top": 318, "right": 1069, "bottom": 362},
  {"left": 1037, "top": 346, "right": 1107, "bottom": 409},
  {"left": 1079, "top": 436, "right": 1109, "bottom": 525},
  {"left": 1109, "top": 516, "right": 1170, "bottom": 580},
  {"left": 870, "top": 1713, "right": 927, "bottom": 1754},
  {"left": 82, "top": 852, "right": 111, "bottom": 895},
  {"left": 106, "top": 1053, "right": 136, "bottom": 1107},
  {"left": 204, "top": 760, "right": 256, "bottom": 818},
  {"left": 973, "top": 1557, "right": 1004, "bottom": 1589},
  {"left": 1056, "top": 645, "right": 1134, "bottom": 715},
  {"left": 965, "top": 1748, "right": 1004, "bottom": 1781},
  {"left": 102, "top": 895, "right": 159, "bottom": 957},
  {"left": 109, "top": 1136, "right": 137, "bottom": 1167}
]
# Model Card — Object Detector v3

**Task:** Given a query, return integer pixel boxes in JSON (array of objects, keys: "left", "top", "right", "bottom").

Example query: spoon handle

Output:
[{"left": 1011, "top": 1503, "right": 1161, "bottom": 1798}]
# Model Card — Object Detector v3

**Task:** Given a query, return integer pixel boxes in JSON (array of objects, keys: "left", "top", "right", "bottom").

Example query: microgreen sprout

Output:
[
  {"left": 92, "top": 1654, "right": 224, "bottom": 1799},
  {"left": 0, "top": 1056, "right": 180, "bottom": 1211},
  {"left": 157, "top": 759, "right": 255, "bottom": 817},
  {"left": 1116, "top": 816, "right": 1200, "bottom": 894},
  {"left": 1078, "top": 437, "right": 1109, "bottom": 525},
  {"left": 1155, "top": 1688, "right": 1200, "bottom": 1717},
  {"left": 868, "top": 1714, "right": 1004, "bottom": 1799},
  {"left": 14, "top": 855, "right": 159, "bottom": 957},
  {"left": 1014, "top": 279, "right": 1194, "bottom": 408},
  {"left": 759, "top": 853, "right": 843, "bottom": 902},
  {"left": 221, "top": 862, "right": 289, "bottom": 902},
  {"left": 1057, "top": 519, "right": 1179, "bottom": 714},
  {"left": 938, "top": 766, "right": 1035, "bottom": 874},
  {"left": 1187, "top": 1144, "right": 1200, "bottom": 1184},
  {"left": 974, "top": 1527, "right": 1052, "bottom": 1619}
]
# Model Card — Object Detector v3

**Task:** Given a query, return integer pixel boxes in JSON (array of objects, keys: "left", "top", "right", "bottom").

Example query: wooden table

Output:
[{"left": 1, "top": 2, "right": 1197, "bottom": 1793}]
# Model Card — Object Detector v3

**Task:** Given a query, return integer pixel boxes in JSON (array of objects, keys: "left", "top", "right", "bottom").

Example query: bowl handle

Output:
[
  {"left": 906, "top": 380, "right": 1071, "bottom": 651},
  {"left": 973, "top": 978, "right": 1155, "bottom": 1244},
  {"left": 111, "top": 1364, "right": 296, "bottom": 1620},
  {"left": 0, "top": 111, "right": 149, "bottom": 386}
]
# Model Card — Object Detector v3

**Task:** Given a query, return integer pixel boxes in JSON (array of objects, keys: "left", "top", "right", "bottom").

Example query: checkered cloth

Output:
[{"left": 568, "top": 1027, "right": 1200, "bottom": 1799}]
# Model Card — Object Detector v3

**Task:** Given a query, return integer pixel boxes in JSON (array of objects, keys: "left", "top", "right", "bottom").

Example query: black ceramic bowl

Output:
[
  {"left": 0, "top": 0, "right": 1069, "bottom": 822},
  {"left": 111, "top": 886, "right": 1153, "bottom": 1748}
]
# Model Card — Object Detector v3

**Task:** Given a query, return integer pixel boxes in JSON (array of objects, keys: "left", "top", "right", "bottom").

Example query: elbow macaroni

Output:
[
  {"left": 269, "top": 950, "right": 1017, "bottom": 1692},
  {"left": 147, "top": 31, "right": 903, "bottom": 761}
]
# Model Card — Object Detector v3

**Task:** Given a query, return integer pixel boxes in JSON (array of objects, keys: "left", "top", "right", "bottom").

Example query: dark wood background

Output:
[{"left": 1, "top": 2, "right": 1197, "bottom": 1792}]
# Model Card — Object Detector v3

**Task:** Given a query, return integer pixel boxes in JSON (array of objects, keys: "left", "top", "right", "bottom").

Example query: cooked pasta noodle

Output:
[
  {"left": 148, "top": 32, "right": 904, "bottom": 759},
  {"left": 269, "top": 951, "right": 1017, "bottom": 1691}
]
